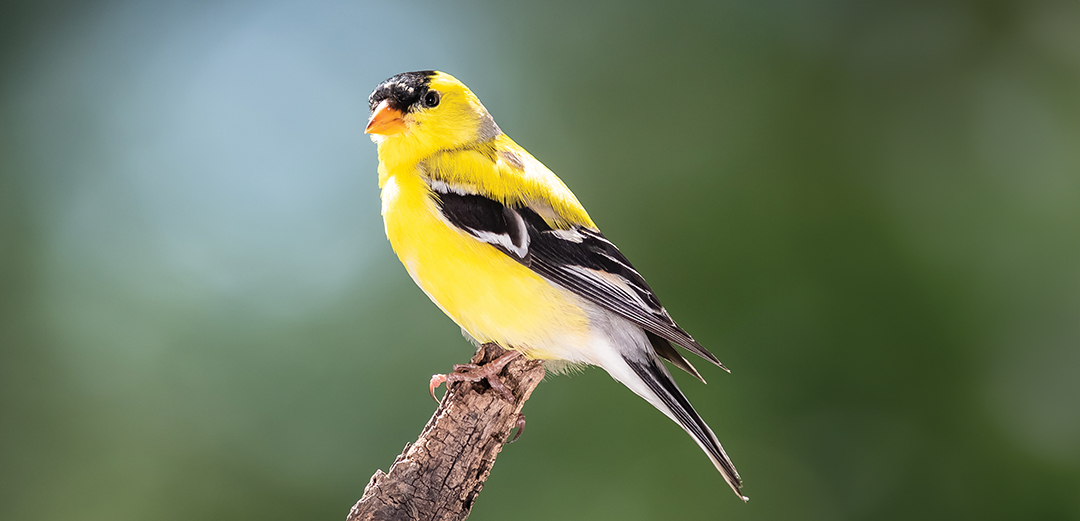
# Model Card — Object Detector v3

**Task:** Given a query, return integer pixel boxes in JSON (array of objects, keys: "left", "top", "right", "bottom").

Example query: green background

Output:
[{"left": 1, "top": 1, "right": 1076, "bottom": 520}]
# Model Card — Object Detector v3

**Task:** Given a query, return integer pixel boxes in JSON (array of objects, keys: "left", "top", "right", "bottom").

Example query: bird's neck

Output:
[{"left": 375, "top": 140, "right": 429, "bottom": 187}]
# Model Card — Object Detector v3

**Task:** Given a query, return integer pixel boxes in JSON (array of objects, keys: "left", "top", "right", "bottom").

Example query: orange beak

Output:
[{"left": 365, "top": 100, "right": 407, "bottom": 136}]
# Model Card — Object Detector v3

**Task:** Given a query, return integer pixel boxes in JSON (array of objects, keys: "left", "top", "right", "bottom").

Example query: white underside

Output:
[
  {"left": 553, "top": 297, "right": 676, "bottom": 422},
  {"left": 551, "top": 297, "right": 742, "bottom": 497}
]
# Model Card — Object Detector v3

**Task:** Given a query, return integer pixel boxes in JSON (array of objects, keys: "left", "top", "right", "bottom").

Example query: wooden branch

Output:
[{"left": 348, "top": 343, "right": 545, "bottom": 521}]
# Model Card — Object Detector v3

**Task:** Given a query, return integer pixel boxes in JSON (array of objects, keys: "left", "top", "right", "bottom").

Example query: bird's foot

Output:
[{"left": 429, "top": 349, "right": 522, "bottom": 403}]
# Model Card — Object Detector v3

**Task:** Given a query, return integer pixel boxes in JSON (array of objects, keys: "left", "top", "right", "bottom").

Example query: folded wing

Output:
[{"left": 429, "top": 179, "right": 729, "bottom": 376}]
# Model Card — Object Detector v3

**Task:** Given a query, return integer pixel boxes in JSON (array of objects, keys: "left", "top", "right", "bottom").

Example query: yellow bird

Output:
[{"left": 365, "top": 70, "right": 746, "bottom": 501}]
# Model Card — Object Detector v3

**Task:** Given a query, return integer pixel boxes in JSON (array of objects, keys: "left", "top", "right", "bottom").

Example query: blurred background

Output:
[{"left": 1, "top": 1, "right": 1076, "bottom": 520}]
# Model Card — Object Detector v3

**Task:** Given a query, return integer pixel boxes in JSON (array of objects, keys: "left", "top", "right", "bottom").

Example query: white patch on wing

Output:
[
  {"left": 580, "top": 229, "right": 616, "bottom": 246},
  {"left": 506, "top": 207, "right": 529, "bottom": 254},
  {"left": 595, "top": 250, "right": 643, "bottom": 278},
  {"left": 427, "top": 178, "right": 531, "bottom": 260},
  {"left": 548, "top": 228, "right": 586, "bottom": 243},
  {"left": 428, "top": 179, "right": 473, "bottom": 195},
  {"left": 564, "top": 265, "right": 653, "bottom": 312},
  {"left": 464, "top": 204, "right": 528, "bottom": 259},
  {"left": 468, "top": 227, "right": 529, "bottom": 259}
]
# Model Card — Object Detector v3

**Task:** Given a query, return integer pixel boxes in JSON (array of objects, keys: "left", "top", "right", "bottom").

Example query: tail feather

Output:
[
  {"left": 623, "top": 352, "right": 747, "bottom": 501},
  {"left": 646, "top": 331, "right": 705, "bottom": 384}
]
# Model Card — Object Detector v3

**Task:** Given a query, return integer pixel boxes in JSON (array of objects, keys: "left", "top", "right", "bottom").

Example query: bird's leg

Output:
[{"left": 429, "top": 349, "right": 522, "bottom": 403}]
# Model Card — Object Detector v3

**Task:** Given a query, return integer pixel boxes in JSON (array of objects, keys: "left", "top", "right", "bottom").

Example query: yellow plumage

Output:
[
  {"left": 365, "top": 70, "right": 746, "bottom": 500},
  {"left": 380, "top": 162, "right": 589, "bottom": 360},
  {"left": 374, "top": 71, "right": 598, "bottom": 359}
]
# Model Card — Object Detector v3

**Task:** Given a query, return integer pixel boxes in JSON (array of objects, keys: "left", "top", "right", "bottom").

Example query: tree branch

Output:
[{"left": 348, "top": 343, "right": 545, "bottom": 521}]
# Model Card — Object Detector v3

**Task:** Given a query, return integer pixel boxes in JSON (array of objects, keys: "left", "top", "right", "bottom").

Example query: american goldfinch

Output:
[{"left": 365, "top": 70, "right": 746, "bottom": 501}]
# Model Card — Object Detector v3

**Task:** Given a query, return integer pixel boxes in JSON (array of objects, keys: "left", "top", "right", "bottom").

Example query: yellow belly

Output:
[{"left": 381, "top": 171, "right": 589, "bottom": 359}]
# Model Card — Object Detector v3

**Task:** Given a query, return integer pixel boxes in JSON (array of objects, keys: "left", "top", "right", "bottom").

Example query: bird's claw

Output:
[
  {"left": 428, "top": 350, "right": 522, "bottom": 404},
  {"left": 429, "top": 373, "right": 448, "bottom": 403},
  {"left": 508, "top": 412, "right": 526, "bottom": 443}
]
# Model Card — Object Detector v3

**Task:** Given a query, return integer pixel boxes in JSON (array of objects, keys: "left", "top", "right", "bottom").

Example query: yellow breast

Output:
[{"left": 380, "top": 170, "right": 589, "bottom": 359}]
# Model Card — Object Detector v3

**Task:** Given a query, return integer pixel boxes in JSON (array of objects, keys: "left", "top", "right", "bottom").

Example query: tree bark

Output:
[{"left": 347, "top": 343, "right": 545, "bottom": 521}]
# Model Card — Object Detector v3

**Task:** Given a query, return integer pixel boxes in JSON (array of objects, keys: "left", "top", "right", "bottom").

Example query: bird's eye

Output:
[{"left": 422, "top": 90, "right": 440, "bottom": 108}]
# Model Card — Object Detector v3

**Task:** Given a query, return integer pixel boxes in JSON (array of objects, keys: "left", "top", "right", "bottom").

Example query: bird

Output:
[{"left": 365, "top": 70, "right": 746, "bottom": 501}]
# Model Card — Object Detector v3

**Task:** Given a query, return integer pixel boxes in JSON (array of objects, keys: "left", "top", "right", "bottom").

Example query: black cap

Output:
[{"left": 369, "top": 71, "right": 436, "bottom": 113}]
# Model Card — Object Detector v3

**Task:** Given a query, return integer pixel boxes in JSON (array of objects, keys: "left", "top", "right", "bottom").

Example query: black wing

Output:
[
  {"left": 430, "top": 180, "right": 530, "bottom": 261},
  {"left": 431, "top": 181, "right": 727, "bottom": 375}
]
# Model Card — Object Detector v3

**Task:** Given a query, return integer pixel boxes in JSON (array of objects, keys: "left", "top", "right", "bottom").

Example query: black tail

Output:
[
  {"left": 647, "top": 331, "right": 705, "bottom": 383},
  {"left": 624, "top": 353, "right": 747, "bottom": 501}
]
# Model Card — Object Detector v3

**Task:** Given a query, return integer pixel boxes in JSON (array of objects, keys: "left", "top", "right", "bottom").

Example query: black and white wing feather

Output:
[
  {"left": 431, "top": 179, "right": 747, "bottom": 500},
  {"left": 429, "top": 179, "right": 531, "bottom": 261},
  {"left": 430, "top": 180, "right": 728, "bottom": 376}
]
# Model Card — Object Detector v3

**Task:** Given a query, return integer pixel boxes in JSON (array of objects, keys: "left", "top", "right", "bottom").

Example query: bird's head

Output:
[{"left": 366, "top": 71, "right": 500, "bottom": 164}]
